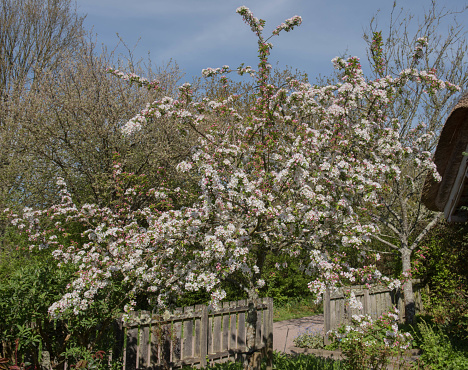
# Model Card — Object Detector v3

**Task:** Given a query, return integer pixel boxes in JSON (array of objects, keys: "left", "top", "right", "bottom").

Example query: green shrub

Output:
[
  {"left": 418, "top": 222, "right": 468, "bottom": 341},
  {"left": 182, "top": 351, "right": 343, "bottom": 369},
  {"left": 328, "top": 309, "right": 412, "bottom": 370},
  {"left": 414, "top": 319, "right": 468, "bottom": 369},
  {"left": 0, "top": 234, "right": 123, "bottom": 368},
  {"left": 293, "top": 328, "right": 325, "bottom": 349}
]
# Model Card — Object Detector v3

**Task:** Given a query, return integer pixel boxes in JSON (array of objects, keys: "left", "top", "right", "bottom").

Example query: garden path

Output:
[{"left": 273, "top": 314, "right": 324, "bottom": 353}]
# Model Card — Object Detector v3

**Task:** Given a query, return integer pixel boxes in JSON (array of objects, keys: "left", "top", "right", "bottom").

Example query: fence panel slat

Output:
[
  {"left": 212, "top": 312, "right": 222, "bottom": 354},
  {"left": 173, "top": 308, "right": 183, "bottom": 364},
  {"left": 162, "top": 323, "right": 171, "bottom": 368},
  {"left": 150, "top": 324, "right": 160, "bottom": 367},
  {"left": 208, "top": 314, "right": 213, "bottom": 356},
  {"left": 126, "top": 327, "right": 138, "bottom": 370},
  {"left": 237, "top": 300, "right": 246, "bottom": 350},
  {"left": 229, "top": 301, "right": 237, "bottom": 353},
  {"left": 324, "top": 288, "right": 331, "bottom": 343},
  {"left": 264, "top": 298, "right": 274, "bottom": 370},
  {"left": 139, "top": 325, "right": 149, "bottom": 368},
  {"left": 255, "top": 303, "right": 262, "bottom": 347},
  {"left": 200, "top": 305, "right": 208, "bottom": 367},
  {"left": 194, "top": 305, "right": 203, "bottom": 360},
  {"left": 183, "top": 306, "right": 194, "bottom": 360},
  {"left": 222, "top": 302, "right": 230, "bottom": 353}
]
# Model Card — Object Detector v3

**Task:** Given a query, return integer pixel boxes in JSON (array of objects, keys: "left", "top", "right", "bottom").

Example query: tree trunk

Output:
[{"left": 401, "top": 247, "right": 415, "bottom": 323}]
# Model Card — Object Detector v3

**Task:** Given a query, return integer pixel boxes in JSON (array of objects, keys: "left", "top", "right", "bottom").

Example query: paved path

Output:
[
  {"left": 273, "top": 314, "right": 324, "bottom": 353},
  {"left": 272, "top": 315, "right": 421, "bottom": 369}
]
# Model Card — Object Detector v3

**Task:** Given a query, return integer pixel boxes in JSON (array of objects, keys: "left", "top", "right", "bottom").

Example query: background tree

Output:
[
  {"left": 359, "top": 1, "right": 468, "bottom": 323},
  {"left": 14, "top": 40, "right": 191, "bottom": 209},
  {"left": 0, "top": 0, "right": 85, "bottom": 206}
]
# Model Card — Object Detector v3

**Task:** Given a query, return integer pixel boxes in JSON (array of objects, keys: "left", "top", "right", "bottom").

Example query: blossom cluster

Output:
[
  {"left": 106, "top": 67, "right": 161, "bottom": 90},
  {"left": 201, "top": 65, "right": 230, "bottom": 78},
  {"left": 272, "top": 15, "right": 302, "bottom": 35},
  {"left": 236, "top": 6, "right": 265, "bottom": 36},
  {"left": 413, "top": 36, "right": 428, "bottom": 63}
]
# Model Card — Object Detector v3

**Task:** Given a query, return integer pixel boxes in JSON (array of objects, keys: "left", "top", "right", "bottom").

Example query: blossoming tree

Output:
[
  {"left": 8, "top": 5, "right": 458, "bottom": 369},
  {"left": 360, "top": 3, "right": 467, "bottom": 323}
]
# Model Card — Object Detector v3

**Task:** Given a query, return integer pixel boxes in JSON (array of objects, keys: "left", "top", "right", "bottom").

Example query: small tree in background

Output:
[
  {"left": 359, "top": 1, "right": 468, "bottom": 323},
  {"left": 15, "top": 40, "right": 190, "bottom": 209},
  {"left": 0, "top": 0, "right": 84, "bottom": 206}
]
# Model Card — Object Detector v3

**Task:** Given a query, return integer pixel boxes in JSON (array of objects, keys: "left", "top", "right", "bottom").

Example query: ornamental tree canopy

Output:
[{"left": 8, "top": 6, "right": 457, "bottom": 320}]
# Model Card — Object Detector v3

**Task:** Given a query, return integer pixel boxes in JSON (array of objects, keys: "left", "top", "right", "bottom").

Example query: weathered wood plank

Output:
[
  {"left": 200, "top": 305, "right": 208, "bottom": 367},
  {"left": 212, "top": 312, "right": 222, "bottom": 354},
  {"left": 125, "top": 327, "right": 138, "bottom": 370},
  {"left": 139, "top": 325, "right": 149, "bottom": 368},
  {"left": 264, "top": 298, "right": 274, "bottom": 370},
  {"left": 207, "top": 314, "right": 213, "bottom": 356},
  {"left": 183, "top": 306, "right": 194, "bottom": 360},
  {"left": 324, "top": 288, "right": 331, "bottom": 343},
  {"left": 222, "top": 302, "right": 230, "bottom": 353},
  {"left": 161, "top": 323, "right": 171, "bottom": 369},
  {"left": 229, "top": 301, "right": 237, "bottom": 354},
  {"left": 194, "top": 305, "right": 203, "bottom": 359},
  {"left": 255, "top": 303, "right": 262, "bottom": 347},
  {"left": 150, "top": 324, "right": 160, "bottom": 366},
  {"left": 237, "top": 300, "right": 246, "bottom": 350},
  {"left": 172, "top": 308, "right": 183, "bottom": 363}
]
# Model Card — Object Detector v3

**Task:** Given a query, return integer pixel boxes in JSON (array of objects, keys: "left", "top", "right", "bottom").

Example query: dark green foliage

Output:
[
  {"left": 259, "top": 254, "right": 315, "bottom": 305},
  {"left": 181, "top": 351, "right": 343, "bottom": 369},
  {"left": 0, "top": 229, "right": 124, "bottom": 368},
  {"left": 418, "top": 221, "right": 468, "bottom": 341},
  {"left": 412, "top": 318, "right": 468, "bottom": 369}
]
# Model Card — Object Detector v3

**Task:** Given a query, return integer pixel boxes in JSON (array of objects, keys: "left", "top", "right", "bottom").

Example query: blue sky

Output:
[{"left": 75, "top": 0, "right": 468, "bottom": 83}]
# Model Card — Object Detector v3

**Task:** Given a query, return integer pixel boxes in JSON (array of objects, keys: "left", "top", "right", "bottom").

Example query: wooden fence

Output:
[
  {"left": 324, "top": 281, "right": 425, "bottom": 335},
  {"left": 114, "top": 298, "right": 273, "bottom": 369}
]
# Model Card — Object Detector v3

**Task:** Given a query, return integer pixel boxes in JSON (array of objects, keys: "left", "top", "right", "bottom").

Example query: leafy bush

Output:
[
  {"left": 413, "top": 319, "right": 468, "bottom": 369},
  {"left": 0, "top": 229, "right": 123, "bottom": 368},
  {"left": 418, "top": 222, "right": 468, "bottom": 340},
  {"left": 328, "top": 308, "right": 412, "bottom": 370},
  {"left": 293, "top": 328, "right": 325, "bottom": 349},
  {"left": 182, "top": 351, "right": 343, "bottom": 369}
]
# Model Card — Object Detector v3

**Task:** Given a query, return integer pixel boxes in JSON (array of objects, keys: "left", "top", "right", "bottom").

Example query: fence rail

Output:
[{"left": 115, "top": 298, "right": 273, "bottom": 369}]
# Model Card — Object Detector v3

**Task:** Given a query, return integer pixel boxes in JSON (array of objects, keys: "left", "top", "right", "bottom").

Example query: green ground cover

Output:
[{"left": 183, "top": 352, "right": 343, "bottom": 370}]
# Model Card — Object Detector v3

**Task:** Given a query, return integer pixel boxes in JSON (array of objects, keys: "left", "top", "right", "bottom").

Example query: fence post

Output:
[
  {"left": 264, "top": 298, "right": 273, "bottom": 370},
  {"left": 324, "top": 287, "right": 331, "bottom": 345}
]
